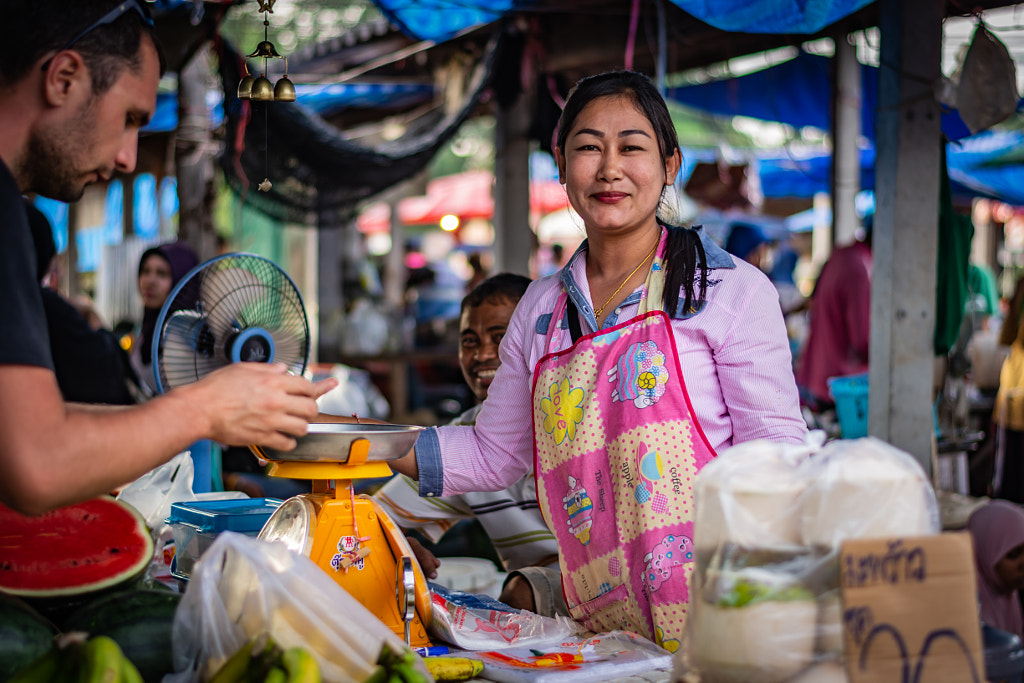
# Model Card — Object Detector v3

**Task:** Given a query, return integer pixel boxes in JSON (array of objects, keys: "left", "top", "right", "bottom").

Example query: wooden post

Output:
[
  {"left": 870, "top": 0, "right": 943, "bottom": 474},
  {"left": 493, "top": 88, "right": 532, "bottom": 277}
]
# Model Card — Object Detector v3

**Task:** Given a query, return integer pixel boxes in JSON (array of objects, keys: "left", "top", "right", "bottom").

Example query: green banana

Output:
[
  {"left": 119, "top": 656, "right": 145, "bottom": 683},
  {"left": 247, "top": 637, "right": 284, "bottom": 682},
  {"left": 209, "top": 640, "right": 256, "bottom": 683},
  {"left": 279, "top": 646, "right": 320, "bottom": 683},
  {"left": 77, "top": 636, "right": 123, "bottom": 683},
  {"left": 363, "top": 664, "right": 387, "bottom": 683},
  {"left": 391, "top": 662, "right": 431, "bottom": 683},
  {"left": 263, "top": 665, "right": 287, "bottom": 683},
  {"left": 7, "top": 646, "right": 63, "bottom": 683}
]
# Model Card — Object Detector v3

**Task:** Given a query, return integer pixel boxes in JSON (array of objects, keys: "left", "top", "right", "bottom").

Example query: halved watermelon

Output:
[{"left": 0, "top": 496, "right": 153, "bottom": 599}]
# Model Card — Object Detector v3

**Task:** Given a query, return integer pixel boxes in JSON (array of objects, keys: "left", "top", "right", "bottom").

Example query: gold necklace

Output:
[{"left": 594, "top": 240, "right": 659, "bottom": 319}]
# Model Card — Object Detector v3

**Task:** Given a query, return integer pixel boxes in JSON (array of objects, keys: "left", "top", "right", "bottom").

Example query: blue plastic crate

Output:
[
  {"left": 166, "top": 498, "right": 282, "bottom": 578},
  {"left": 828, "top": 373, "right": 869, "bottom": 439}
]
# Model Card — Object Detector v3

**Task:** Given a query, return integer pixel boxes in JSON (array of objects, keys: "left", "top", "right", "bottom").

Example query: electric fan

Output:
[{"left": 151, "top": 253, "right": 310, "bottom": 394}]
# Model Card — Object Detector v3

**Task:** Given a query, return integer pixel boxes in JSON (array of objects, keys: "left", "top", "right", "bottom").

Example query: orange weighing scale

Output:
[{"left": 252, "top": 423, "right": 433, "bottom": 647}]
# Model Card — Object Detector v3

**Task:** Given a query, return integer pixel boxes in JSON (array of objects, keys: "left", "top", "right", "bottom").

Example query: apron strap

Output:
[{"left": 566, "top": 298, "right": 583, "bottom": 344}]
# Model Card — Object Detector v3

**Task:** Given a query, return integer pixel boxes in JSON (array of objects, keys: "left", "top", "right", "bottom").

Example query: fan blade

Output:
[
  {"left": 158, "top": 310, "right": 230, "bottom": 390},
  {"left": 199, "top": 265, "right": 264, "bottom": 348},
  {"left": 268, "top": 327, "right": 307, "bottom": 371}
]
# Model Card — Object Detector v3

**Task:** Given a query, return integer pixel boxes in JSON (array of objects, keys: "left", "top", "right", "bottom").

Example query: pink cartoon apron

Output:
[{"left": 533, "top": 241, "right": 716, "bottom": 651}]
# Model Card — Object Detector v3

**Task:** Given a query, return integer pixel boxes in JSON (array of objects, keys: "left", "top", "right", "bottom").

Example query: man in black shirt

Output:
[{"left": 0, "top": 0, "right": 335, "bottom": 514}]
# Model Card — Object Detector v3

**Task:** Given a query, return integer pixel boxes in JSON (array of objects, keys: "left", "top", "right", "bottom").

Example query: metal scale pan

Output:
[{"left": 253, "top": 423, "right": 423, "bottom": 463}]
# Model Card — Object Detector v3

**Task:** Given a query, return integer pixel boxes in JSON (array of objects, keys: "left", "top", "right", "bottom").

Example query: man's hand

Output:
[
  {"left": 406, "top": 535, "right": 440, "bottom": 579},
  {"left": 175, "top": 363, "right": 338, "bottom": 450}
]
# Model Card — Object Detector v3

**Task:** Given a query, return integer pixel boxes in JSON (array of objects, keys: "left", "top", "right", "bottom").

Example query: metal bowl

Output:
[{"left": 255, "top": 423, "right": 424, "bottom": 463}]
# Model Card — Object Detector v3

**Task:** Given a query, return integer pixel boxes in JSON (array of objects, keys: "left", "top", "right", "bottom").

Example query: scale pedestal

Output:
[{"left": 256, "top": 437, "right": 432, "bottom": 647}]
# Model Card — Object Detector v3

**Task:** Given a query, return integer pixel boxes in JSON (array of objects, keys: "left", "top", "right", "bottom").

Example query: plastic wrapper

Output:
[
  {"left": 679, "top": 435, "right": 940, "bottom": 682},
  {"left": 166, "top": 532, "right": 428, "bottom": 683},
  {"left": 428, "top": 583, "right": 580, "bottom": 651},
  {"left": 459, "top": 630, "right": 672, "bottom": 682}
]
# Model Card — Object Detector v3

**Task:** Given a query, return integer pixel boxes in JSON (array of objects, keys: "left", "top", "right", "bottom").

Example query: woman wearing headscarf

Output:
[
  {"left": 966, "top": 500, "right": 1024, "bottom": 638},
  {"left": 130, "top": 242, "right": 199, "bottom": 396}
]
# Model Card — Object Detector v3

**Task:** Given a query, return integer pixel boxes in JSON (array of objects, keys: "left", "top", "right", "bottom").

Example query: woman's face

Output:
[
  {"left": 554, "top": 94, "right": 680, "bottom": 239},
  {"left": 138, "top": 254, "right": 174, "bottom": 310},
  {"left": 996, "top": 542, "right": 1024, "bottom": 591}
]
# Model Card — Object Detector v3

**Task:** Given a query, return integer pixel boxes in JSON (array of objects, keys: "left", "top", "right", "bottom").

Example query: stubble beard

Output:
[{"left": 22, "top": 103, "right": 99, "bottom": 203}]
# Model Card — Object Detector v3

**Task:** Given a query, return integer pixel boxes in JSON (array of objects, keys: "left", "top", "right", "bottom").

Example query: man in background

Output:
[{"left": 796, "top": 219, "right": 873, "bottom": 410}]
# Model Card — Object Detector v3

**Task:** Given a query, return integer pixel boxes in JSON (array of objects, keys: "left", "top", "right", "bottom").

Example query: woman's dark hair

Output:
[
  {"left": 555, "top": 70, "right": 708, "bottom": 317},
  {"left": 3, "top": 0, "right": 165, "bottom": 93}
]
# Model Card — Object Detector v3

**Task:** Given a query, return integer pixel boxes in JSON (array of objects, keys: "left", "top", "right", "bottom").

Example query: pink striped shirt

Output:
[{"left": 416, "top": 230, "right": 807, "bottom": 497}]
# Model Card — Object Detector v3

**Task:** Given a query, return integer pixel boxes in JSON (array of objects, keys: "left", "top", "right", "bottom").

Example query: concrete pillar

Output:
[
  {"left": 833, "top": 35, "right": 861, "bottom": 248},
  {"left": 870, "top": 0, "right": 944, "bottom": 474},
  {"left": 493, "top": 90, "right": 532, "bottom": 277}
]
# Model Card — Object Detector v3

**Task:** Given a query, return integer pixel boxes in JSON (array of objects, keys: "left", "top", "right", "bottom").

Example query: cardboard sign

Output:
[{"left": 839, "top": 533, "right": 984, "bottom": 683}]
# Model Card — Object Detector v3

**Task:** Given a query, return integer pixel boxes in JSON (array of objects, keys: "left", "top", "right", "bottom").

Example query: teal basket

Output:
[{"left": 828, "top": 373, "right": 869, "bottom": 439}]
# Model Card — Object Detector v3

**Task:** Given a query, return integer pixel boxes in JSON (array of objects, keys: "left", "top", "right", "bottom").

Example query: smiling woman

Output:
[{"left": 385, "top": 70, "right": 807, "bottom": 649}]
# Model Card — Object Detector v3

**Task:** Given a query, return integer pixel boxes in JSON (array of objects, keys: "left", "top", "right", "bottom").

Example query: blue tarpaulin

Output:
[
  {"left": 666, "top": 52, "right": 987, "bottom": 142},
  {"left": 293, "top": 82, "right": 434, "bottom": 116},
  {"left": 745, "top": 130, "right": 1024, "bottom": 203},
  {"left": 672, "top": 0, "right": 873, "bottom": 34},
  {"left": 370, "top": 0, "right": 874, "bottom": 43}
]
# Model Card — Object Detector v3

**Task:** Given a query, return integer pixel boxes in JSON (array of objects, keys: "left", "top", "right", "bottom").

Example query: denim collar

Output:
[{"left": 557, "top": 225, "right": 734, "bottom": 327}]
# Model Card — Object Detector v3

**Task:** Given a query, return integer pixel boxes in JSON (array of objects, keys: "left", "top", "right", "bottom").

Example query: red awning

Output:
[{"left": 357, "top": 171, "right": 570, "bottom": 233}]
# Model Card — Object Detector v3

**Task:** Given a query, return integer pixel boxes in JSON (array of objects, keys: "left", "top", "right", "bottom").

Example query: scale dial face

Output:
[{"left": 258, "top": 496, "right": 316, "bottom": 555}]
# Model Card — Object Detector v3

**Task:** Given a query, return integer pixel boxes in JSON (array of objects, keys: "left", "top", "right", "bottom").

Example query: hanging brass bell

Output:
[
  {"left": 274, "top": 76, "right": 296, "bottom": 102},
  {"left": 247, "top": 40, "right": 281, "bottom": 59},
  {"left": 250, "top": 75, "right": 275, "bottom": 101},
  {"left": 237, "top": 75, "right": 255, "bottom": 100}
]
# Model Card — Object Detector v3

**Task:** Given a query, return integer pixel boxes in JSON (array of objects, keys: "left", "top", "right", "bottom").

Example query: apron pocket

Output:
[{"left": 568, "top": 583, "right": 648, "bottom": 637}]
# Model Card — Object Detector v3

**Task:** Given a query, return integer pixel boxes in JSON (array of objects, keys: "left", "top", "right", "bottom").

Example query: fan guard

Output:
[{"left": 151, "top": 253, "right": 310, "bottom": 394}]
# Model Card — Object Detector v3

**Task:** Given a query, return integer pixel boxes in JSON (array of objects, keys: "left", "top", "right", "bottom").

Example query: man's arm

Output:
[{"left": 0, "top": 362, "right": 336, "bottom": 515}]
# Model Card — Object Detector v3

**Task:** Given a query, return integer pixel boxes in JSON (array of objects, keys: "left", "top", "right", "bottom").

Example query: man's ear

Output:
[{"left": 42, "top": 51, "right": 89, "bottom": 106}]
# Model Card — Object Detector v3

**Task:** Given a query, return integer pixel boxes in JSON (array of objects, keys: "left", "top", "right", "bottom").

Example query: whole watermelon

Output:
[
  {"left": 0, "top": 591, "right": 58, "bottom": 681},
  {"left": 0, "top": 496, "right": 154, "bottom": 624},
  {"left": 61, "top": 588, "right": 181, "bottom": 683}
]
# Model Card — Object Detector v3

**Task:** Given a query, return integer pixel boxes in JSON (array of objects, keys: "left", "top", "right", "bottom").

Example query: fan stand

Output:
[{"left": 251, "top": 439, "right": 432, "bottom": 647}]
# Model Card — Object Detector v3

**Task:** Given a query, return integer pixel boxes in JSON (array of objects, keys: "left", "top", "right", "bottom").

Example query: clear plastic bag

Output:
[
  {"left": 680, "top": 435, "right": 940, "bottom": 682},
  {"left": 166, "top": 532, "right": 428, "bottom": 683},
  {"left": 117, "top": 450, "right": 196, "bottom": 529},
  {"left": 428, "top": 583, "right": 580, "bottom": 651}
]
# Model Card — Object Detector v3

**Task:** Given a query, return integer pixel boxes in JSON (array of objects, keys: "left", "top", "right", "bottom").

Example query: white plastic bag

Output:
[
  {"left": 167, "top": 533, "right": 428, "bottom": 683},
  {"left": 316, "top": 363, "right": 390, "bottom": 420},
  {"left": 117, "top": 450, "right": 196, "bottom": 529},
  {"left": 681, "top": 435, "right": 940, "bottom": 682}
]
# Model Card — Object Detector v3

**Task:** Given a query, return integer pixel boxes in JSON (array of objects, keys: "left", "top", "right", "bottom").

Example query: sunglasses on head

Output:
[{"left": 41, "top": 0, "right": 154, "bottom": 72}]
